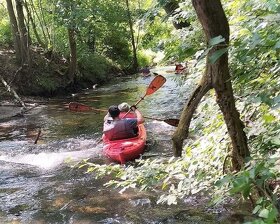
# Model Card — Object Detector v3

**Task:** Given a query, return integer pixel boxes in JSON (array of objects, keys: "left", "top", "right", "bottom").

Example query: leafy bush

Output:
[
  {"left": 137, "top": 49, "right": 155, "bottom": 67},
  {"left": 36, "top": 75, "right": 61, "bottom": 93},
  {"left": 0, "top": 19, "right": 12, "bottom": 46},
  {"left": 216, "top": 157, "right": 279, "bottom": 224},
  {"left": 78, "top": 52, "right": 114, "bottom": 83}
]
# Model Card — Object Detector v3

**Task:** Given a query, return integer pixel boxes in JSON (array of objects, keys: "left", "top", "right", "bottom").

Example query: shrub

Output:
[{"left": 0, "top": 19, "right": 12, "bottom": 46}]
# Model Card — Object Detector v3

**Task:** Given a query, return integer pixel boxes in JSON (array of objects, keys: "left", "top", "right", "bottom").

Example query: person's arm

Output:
[{"left": 130, "top": 106, "right": 144, "bottom": 124}]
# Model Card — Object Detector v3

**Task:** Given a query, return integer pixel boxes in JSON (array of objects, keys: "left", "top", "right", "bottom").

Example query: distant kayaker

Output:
[
  {"left": 175, "top": 63, "right": 186, "bottom": 74},
  {"left": 103, "top": 105, "right": 144, "bottom": 140},
  {"left": 139, "top": 67, "right": 151, "bottom": 77}
]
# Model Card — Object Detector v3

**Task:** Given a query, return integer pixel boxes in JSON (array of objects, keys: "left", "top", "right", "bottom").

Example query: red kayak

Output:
[{"left": 102, "top": 112, "right": 147, "bottom": 164}]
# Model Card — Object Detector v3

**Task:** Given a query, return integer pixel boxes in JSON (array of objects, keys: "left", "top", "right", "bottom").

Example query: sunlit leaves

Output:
[{"left": 229, "top": 0, "right": 280, "bottom": 96}]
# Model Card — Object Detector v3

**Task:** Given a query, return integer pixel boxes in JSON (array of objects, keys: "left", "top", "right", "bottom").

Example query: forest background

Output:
[{"left": 0, "top": 0, "right": 279, "bottom": 223}]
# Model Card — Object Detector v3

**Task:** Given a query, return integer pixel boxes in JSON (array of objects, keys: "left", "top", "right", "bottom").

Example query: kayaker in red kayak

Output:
[{"left": 103, "top": 105, "right": 144, "bottom": 141}]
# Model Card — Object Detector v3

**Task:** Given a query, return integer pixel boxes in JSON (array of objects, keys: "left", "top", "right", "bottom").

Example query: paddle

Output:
[
  {"left": 122, "top": 75, "right": 166, "bottom": 118},
  {"left": 143, "top": 116, "right": 179, "bottom": 127},
  {"left": 68, "top": 102, "right": 179, "bottom": 127},
  {"left": 137, "top": 74, "right": 166, "bottom": 104}
]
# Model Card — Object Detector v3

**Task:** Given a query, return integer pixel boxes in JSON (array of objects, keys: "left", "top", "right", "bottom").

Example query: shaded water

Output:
[{"left": 0, "top": 67, "right": 242, "bottom": 223}]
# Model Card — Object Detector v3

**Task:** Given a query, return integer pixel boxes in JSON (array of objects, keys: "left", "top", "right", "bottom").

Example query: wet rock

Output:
[{"left": 0, "top": 106, "right": 23, "bottom": 120}]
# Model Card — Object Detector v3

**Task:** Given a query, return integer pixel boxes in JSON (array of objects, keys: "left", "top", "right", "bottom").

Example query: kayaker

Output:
[
  {"left": 118, "top": 102, "right": 130, "bottom": 112},
  {"left": 103, "top": 105, "right": 144, "bottom": 140},
  {"left": 175, "top": 63, "right": 186, "bottom": 74},
  {"left": 139, "top": 67, "right": 151, "bottom": 77},
  {"left": 103, "top": 102, "right": 131, "bottom": 121}
]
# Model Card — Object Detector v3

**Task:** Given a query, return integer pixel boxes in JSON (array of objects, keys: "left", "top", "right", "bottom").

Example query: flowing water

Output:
[{"left": 0, "top": 67, "right": 244, "bottom": 223}]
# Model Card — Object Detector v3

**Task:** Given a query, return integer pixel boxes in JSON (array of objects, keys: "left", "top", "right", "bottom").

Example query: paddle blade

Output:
[
  {"left": 146, "top": 75, "right": 166, "bottom": 95},
  {"left": 164, "top": 119, "right": 179, "bottom": 127},
  {"left": 69, "top": 102, "right": 92, "bottom": 112}
]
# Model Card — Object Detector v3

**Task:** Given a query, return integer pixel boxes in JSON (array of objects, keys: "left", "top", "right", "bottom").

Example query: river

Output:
[{"left": 0, "top": 67, "right": 244, "bottom": 223}]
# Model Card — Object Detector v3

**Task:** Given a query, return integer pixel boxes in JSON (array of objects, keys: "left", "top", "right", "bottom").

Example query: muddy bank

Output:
[{"left": 0, "top": 47, "right": 121, "bottom": 97}]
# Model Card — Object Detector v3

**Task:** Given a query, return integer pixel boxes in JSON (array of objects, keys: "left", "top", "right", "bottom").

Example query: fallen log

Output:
[{"left": 0, "top": 75, "right": 26, "bottom": 108}]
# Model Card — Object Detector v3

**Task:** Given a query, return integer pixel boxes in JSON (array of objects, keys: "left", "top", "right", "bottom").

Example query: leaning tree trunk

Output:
[{"left": 172, "top": 0, "right": 250, "bottom": 170}]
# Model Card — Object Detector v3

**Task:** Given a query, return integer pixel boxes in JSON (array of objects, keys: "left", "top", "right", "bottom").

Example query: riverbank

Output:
[{"left": 0, "top": 47, "right": 123, "bottom": 98}]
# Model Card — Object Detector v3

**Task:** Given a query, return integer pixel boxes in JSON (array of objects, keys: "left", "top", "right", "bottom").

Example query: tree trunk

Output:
[
  {"left": 38, "top": 0, "right": 51, "bottom": 43},
  {"left": 172, "top": 77, "right": 211, "bottom": 156},
  {"left": 6, "top": 0, "right": 21, "bottom": 62},
  {"left": 24, "top": 0, "right": 45, "bottom": 48},
  {"left": 172, "top": 0, "right": 250, "bottom": 170},
  {"left": 15, "top": 0, "right": 30, "bottom": 65},
  {"left": 67, "top": 28, "right": 77, "bottom": 83},
  {"left": 29, "top": 0, "right": 49, "bottom": 46},
  {"left": 125, "top": 0, "right": 138, "bottom": 72},
  {"left": 0, "top": 75, "right": 26, "bottom": 108}
]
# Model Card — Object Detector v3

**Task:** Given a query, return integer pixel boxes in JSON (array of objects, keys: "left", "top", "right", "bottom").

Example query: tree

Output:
[
  {"left": 6, "top": 0, "right": 30, "bottom": 65},
  {"left": 6, "top": 0, "right": 21, "bottom": 62},
  {"left": 125, "top": 0, "right": 138, "bottom": 72},
  {"left": 15, "top": 0, "right": 30, "bottom": 65},
  {"left": 55, "top": 0, "right": 79, "bottom": 83},
  {"left": 67, "top": 26, "right": 77, "bottom": 83},
  {"left": 24, "top": 0, "right": 45, "bottom": 48},
  {"left": 172, "top": 0, "right": 250, "bottom": 170}
]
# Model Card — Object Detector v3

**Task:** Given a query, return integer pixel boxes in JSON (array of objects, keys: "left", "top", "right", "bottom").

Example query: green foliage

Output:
[
  {"left": 51, "top": 26, "right": 69, "bottom": 55},
  {"left": 102, "top": 34, "right": 132, "bottom": 67},
  {"left": 228, "top": 0, "right": 280, "bottom": 91},
  {"left": 78, "top": 52, "right": 113, "bottom": 82},
  {"left": 138, "top": 0, "right": 202, "bottom": 64},
  {"left": 238, "top": 85, "right": 280, "bottom": 155},
  {"left": 215, "top": 157, "right": 279, "bottom": 224},
  {"left": 140, "top": 15, "right": 172, "bottom": 51},
  {"left": 37, "top": 75, "right": 61, "bottom": 93},
  {"left": 0, "top": 5, "right": 12, "bottom": 46},
  {"left": 54, "top": 0, "right": 132, "bottom": 68},
  {"left": 0, "top": 19, "right": 12, "bottom": 46},
  {"left": 137, "top": 49, "right": 155, "bottom": 67}
]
